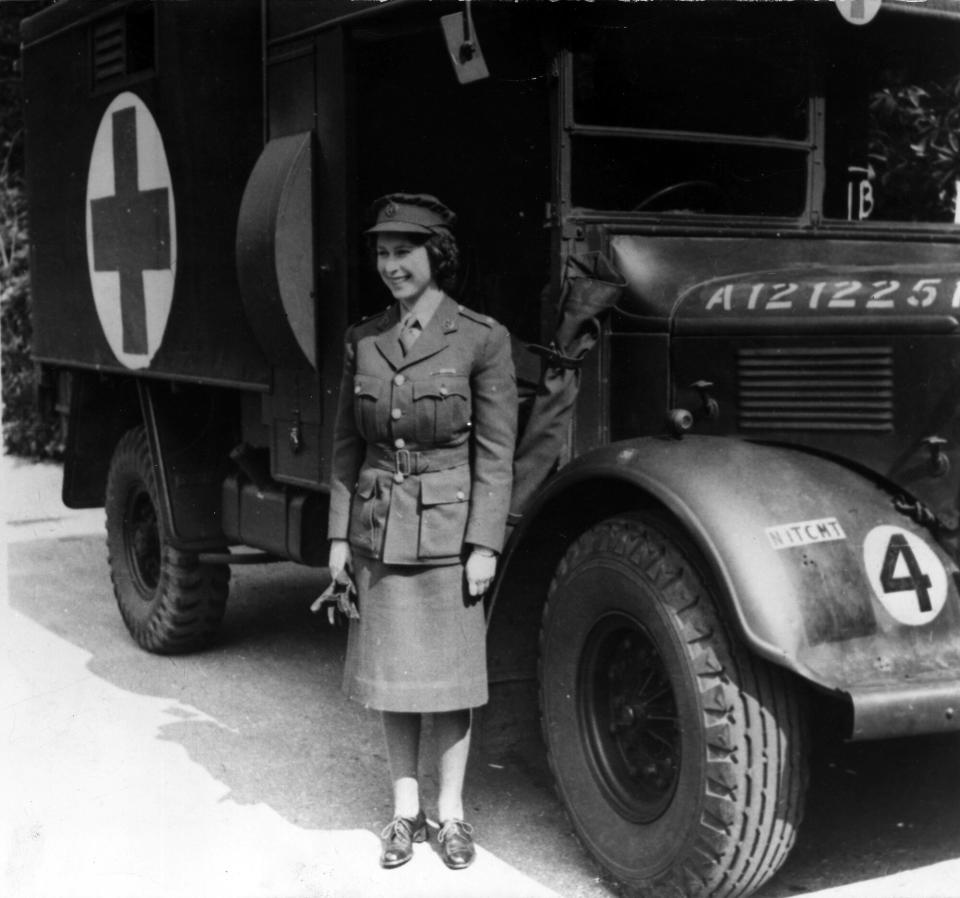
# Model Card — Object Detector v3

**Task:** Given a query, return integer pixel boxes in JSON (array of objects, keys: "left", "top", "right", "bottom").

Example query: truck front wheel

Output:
[
  {"left": 105, "top": 426, "right": 229, "bottom": 653},
  {"left": 540, "top": 512, "right": 807, "bottom": 898}
]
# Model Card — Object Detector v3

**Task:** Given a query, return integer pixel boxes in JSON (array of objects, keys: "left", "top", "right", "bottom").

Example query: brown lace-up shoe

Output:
[
  {"left": 438, "top": 819, "right": 475, "bottom": 869},
  {"left": 380, "top": 811, "right": 428, "bottom": 868}
]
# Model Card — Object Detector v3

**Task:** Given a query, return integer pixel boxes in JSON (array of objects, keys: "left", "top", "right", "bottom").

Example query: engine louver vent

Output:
[
  {"left": 738, "top": 346, "right": 893, "bottom": 432},
  {"left": 92, "top": 18, "right": 126, "bottom": 85}
]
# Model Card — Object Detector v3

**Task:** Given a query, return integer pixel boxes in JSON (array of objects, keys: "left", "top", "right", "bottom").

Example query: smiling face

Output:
[{"left": 375, "top": 234, "right": 436, "bottom": 308}]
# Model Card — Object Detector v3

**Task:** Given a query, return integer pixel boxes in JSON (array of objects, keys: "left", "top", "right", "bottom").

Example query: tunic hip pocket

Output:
[
  {"left": 418, "top": 468, "right": 471, "bottom": 559},
  {"left": 349, "top": 468, "right": 383, "bottom": 556},
  {"left": 412, "top": 376, "right": 470, "bottom": 444}
]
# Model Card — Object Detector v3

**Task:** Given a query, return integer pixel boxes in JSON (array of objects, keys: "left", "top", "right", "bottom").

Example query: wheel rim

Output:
[
  {"left": 125, "top": 485, "right": 161, "bottom": 596},
  {"left": 578, "top": 611, "right": 681, "bottom": 823}
]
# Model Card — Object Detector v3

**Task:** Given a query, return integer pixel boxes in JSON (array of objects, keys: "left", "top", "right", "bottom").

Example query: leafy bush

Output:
[
  {"left": 2, "top": 182, "right": 63, "bottom": 459},
  {"left": 870, "top": 74, "right": 960, "bottom": 223},
  {"left": 1, "top": 2, "right": 63, "bottom": 460}
]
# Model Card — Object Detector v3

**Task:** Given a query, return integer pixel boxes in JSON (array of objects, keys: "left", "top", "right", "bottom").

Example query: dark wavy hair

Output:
[
  {"left": 367, "top": 229, "right": 460, "bottom": 296},
  {"left": 422, "top": 229, "right": 460, "bottom": 296}
]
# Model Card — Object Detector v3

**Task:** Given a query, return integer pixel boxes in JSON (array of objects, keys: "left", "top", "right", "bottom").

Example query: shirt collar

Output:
[{"left": 398, "top": 289, "right": 445, "bottom": 329}]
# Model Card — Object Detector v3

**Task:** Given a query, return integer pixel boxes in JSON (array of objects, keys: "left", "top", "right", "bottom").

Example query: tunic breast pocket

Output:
[
  {"left": 352, "top": 375, "right": 383, "bottom": 440},
  {"left": 418, "top": 468, "right": 471, "bottom": 559},
  {"left": 412, "top": 376, "right": 470, "bottom": 444}
]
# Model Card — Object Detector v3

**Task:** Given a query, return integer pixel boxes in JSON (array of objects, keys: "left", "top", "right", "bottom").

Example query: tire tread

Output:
[
  {"left": 540, "top": 514, "right": 808, "bottom": 898},
  {"left": 105, "top": 427, "right": 230, "bottom": 654}
]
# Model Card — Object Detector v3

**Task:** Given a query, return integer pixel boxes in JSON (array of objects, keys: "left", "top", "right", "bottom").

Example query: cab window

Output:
[
  {"left": 568, "top": 6, "right": 810, "bottom": 218},
  {"left": 572, "top": 13, "right": 808, "bottom": 140}
]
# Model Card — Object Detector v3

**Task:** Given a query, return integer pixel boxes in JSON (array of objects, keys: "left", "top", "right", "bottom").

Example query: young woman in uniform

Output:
[{"left": 327, "top": 193, "right": 517, "bottom": 870}]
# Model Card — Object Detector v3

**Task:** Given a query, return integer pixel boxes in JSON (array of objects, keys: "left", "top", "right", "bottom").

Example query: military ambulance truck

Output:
[{"left": 21, "top": 0, "right": 960, "bottom": 895}]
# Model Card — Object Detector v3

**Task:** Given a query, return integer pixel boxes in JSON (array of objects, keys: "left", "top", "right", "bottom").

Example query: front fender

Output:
[{"left": 502, "top": 436, "right": 960, "bottom": 739}]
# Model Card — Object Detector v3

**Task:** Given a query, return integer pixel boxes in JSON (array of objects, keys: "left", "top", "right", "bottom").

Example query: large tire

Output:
[
  {"left": 105, "top": 426, "right": 229, "bottom": 654},
  {"left": 540, "top": 512, "right": 807, "bottom": 898}
]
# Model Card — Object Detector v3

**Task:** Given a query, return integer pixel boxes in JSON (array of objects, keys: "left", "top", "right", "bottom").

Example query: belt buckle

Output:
[{"left": 395, "top": 448, "right": 412, "bottom": 477}]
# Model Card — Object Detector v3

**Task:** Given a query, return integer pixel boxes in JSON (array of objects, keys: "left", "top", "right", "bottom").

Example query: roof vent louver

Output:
[
  {"left": 92, "top": 18, "right": 126, "bottom": 85},
  {"left": 91, "top": 5, "right": 154, "bottom": 90}
]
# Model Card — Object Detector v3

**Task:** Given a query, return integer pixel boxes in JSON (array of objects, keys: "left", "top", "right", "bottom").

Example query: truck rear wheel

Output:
[
  {"left": 105, "top": 426, "right": 229, "bottom": 654},
  {"left": 540, "top": 512, "right": 807, "bottom": 898}
]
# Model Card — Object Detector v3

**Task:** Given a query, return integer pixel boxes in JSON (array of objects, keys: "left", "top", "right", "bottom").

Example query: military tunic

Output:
[{"left": 328, "top": 294, "right": 517, "bottom": 711}]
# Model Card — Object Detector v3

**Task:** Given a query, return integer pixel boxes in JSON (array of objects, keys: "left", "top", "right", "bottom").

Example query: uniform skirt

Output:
[{"left": 342, "top": 555, "right": 488, "bottom": 712}]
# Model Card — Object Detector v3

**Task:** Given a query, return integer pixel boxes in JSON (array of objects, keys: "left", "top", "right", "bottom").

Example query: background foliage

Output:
[
  {"left": 870, "top": 73, "right": 960, "bottom": 223},
  {"left": 1, "top": 0, "right": 62, "bottom": 458}
]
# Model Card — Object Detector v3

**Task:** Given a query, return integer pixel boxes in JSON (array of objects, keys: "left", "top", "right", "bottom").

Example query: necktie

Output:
[{"left": 399, "top": 315, "right": 421, "bottom": 355}]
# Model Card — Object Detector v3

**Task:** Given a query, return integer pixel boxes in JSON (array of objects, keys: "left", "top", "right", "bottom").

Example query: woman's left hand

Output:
[{"left": 466, "top": 548, "right": 498, "bottom": 597}]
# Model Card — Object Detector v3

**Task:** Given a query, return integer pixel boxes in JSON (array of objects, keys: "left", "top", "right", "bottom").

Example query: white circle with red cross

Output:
[
  {"left": 863, "top": 525, "right": 948, "bottom": 626},
  {"left": 85, "top": 92, "right": 177, "bottom": 370}
]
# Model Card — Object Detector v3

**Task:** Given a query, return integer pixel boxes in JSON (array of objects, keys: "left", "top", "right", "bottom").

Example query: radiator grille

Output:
[{"left": 738, "top": 346, "right": 894, "bottom": 432}]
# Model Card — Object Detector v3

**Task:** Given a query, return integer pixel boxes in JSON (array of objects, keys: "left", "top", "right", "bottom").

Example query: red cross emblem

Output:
[{"left": 86, "top": 92, "right": 177, "bottom": 369}]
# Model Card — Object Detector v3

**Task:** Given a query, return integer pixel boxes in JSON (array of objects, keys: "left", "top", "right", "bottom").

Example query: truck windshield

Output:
[
  {"left": 569, "top": 7, "right": 809, "bottom": 217},
  {"left": 568, "top": 5, "right": 960, "bottom": 227}
]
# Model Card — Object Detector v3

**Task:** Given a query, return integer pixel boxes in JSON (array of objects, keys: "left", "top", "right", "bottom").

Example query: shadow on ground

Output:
[
  {"left": 758, "top": 730, "right": 960, "bottom": 896},
  {"left": 8, "top": 534, "right": 614, "bottom": 897}
]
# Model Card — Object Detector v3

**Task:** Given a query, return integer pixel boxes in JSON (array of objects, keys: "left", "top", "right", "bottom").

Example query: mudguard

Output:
[{"left": 509, "top": 435, "right": 960, "bottom": 740}]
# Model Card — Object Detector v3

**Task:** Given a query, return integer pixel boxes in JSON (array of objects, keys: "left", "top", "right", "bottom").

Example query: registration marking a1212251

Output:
[{"left": 702, "top": 278, "right": 960, "bottom": 314}]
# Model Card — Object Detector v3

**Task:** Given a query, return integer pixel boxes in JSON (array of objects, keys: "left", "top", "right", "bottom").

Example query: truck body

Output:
[{"left": 22, "top": 1, "right": 960, "bottom": 895}]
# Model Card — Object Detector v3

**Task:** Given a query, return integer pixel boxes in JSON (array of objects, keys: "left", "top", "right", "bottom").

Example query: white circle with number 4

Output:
[{"left": 863, "top": 525, "right": 948, "bottom": 626}]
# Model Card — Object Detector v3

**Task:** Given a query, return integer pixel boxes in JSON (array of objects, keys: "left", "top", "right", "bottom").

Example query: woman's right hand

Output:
[{"left": 328, "top": 539, "right": 352, "bottom": 582}]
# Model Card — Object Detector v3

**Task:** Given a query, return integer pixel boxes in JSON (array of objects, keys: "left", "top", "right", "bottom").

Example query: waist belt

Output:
[{"left": 365, "top": 444, "right": 470, "bottom": 477}]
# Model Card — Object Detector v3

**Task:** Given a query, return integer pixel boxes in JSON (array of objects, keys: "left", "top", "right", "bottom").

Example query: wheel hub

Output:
[
  {"left": 126, "top": 487, "right": 161, "bottom": 596},
  {"left": 579, "top": 613, "right": 681, "bottom": 823}
]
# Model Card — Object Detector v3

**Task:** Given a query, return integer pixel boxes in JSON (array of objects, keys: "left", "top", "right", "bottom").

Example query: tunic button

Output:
[
  {"left": 394, "top": 438, "right": 406, "bottom": 449},
  {"left": 354, "top": 385, "right": 362, "bottom": 394},
  {"left": 391, "top": 408, "right": 402, "bottom": 420},
  {"left": 439, "top": 386, "right": 449, "bottom": 396},
  {"left": 394, "top": 472, "right": 405, "bottom": 484},
  {"left": 456, "top": 490, "right": 466, "bottom": 500},
  {"left": 394, "top": 374, "right": 405, "bottom": 386}
]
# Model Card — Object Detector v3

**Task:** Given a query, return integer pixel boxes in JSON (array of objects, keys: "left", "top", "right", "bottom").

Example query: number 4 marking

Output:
[{"left": 879, "top": 533, "right": 932, "bottom": 613}]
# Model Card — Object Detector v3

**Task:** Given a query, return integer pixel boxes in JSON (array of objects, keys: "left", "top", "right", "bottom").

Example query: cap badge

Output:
[{"left": 384, "top": 203, "right": 397, "bottom": 218}]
